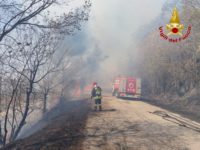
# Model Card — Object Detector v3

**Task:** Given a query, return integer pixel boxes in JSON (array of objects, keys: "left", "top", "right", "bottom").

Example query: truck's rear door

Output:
[{"left": 126, "top": 78, "right": 136, "bottom": 94}]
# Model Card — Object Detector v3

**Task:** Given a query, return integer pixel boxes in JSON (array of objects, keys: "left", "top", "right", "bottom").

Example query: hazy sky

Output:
[
  {"left": 89, "top": 0, "right": 166, "bottom": 48},
  {"left": 64, "top": 0, "right": 167, "bottom": 84},
  {"left": 87, "top": 0, "right": 166, "bottom": 79}
]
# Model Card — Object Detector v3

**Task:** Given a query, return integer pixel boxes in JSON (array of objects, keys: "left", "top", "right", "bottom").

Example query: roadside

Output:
[
  {"left": 1, "top": 97, "right": 91, "bottom": 150},
  {"left": 142, "top": 96, "right": 200, "bottom": 124},
  {"left": 82, "top": 96, "right": 200, "bottom": 150}
]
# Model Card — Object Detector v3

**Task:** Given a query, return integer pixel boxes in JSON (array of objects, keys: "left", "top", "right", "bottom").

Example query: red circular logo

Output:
[{"left": 172, "top": 28, "right": 178, "bottom": 33}]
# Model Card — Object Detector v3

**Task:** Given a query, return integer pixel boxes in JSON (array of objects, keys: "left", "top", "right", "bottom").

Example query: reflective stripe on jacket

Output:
[{"left": 94, "top": 95, "right": 102, "bottom": 99}]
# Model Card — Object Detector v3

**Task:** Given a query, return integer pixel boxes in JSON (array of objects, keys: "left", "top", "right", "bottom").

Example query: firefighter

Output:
[{"left": 91, "top": 82, "right": 102, "bottom": 111}]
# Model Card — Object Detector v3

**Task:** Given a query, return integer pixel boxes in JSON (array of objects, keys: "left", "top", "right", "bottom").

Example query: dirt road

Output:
[{"left": 83, "top": 96, "right": 200, "bottom": 150}]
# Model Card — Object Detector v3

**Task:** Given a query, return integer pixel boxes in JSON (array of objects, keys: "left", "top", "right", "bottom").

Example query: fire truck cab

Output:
[{"left": 112, "top": 76, "right": 141, "bottom": 99}]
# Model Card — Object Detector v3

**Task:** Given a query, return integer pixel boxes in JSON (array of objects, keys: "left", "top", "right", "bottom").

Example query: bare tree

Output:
[
  {"left": 0, "top": 0, "right": 91, "bottom": 146},
  {"left": 1, "top": 30, "right": 60, "bottom": 143},
  {"left": 0, "top": 0, "right": 91, "bottom": 42},
  {"left": 39, "top": 51, "right": 71, "bottom": 113}
]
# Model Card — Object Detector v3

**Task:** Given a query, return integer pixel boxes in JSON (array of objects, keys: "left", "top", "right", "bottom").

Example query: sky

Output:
[{"left": 63, "top": 0, "right": 167, "bottom": 85}]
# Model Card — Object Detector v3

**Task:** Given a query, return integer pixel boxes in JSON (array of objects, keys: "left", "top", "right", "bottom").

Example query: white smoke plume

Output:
[{"left": 60, "top": 0, "right": 166, "bottom": 88}]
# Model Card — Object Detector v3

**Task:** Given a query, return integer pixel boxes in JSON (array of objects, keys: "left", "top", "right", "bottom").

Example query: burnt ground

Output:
[{"left": 2, "top": 97, "right": 91, "bottom": 150}]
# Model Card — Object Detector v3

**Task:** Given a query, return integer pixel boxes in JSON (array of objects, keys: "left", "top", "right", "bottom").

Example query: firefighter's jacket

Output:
[{"left": 91, "top": 87, "right": 102, "bottom": 99}]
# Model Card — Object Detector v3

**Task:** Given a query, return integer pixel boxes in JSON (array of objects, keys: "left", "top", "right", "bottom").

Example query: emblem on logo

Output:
[{"left": 159, "top": 7, "right": 191, "bottom": 43}]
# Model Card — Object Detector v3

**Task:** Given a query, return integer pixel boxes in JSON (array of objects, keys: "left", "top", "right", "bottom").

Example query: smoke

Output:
[{"left": 59, "top": 0, "right": 167, "bottom": 88}]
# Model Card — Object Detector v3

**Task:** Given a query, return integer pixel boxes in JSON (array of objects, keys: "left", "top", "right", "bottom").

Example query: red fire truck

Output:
[{"left": 112, "top": 76, "right": 141, "bottom": 99}]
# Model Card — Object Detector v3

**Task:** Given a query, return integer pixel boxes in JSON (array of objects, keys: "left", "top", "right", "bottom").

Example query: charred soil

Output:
[{"left": 2, "top": 98, "right": 91, "bottom": 150}]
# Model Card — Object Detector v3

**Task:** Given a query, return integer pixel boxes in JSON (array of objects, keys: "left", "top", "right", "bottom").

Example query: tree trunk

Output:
[
  {"left": 11, "top": 82, "right": 33, "bottom": 141},
  {"left": 43, "top": 93, "right": 48, "bottom": 113}
]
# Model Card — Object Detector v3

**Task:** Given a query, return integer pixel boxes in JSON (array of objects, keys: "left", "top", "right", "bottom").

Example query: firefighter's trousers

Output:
[{"left": 94, "top": 98, "right": 102, "bottom": 110}]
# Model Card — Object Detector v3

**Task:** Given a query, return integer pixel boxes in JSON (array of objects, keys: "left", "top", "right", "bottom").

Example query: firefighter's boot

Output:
[{"left": 99, "top": 105, "right": 102, "bottom": 111}]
